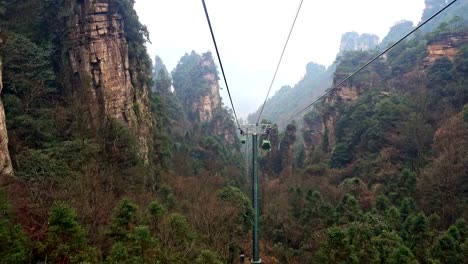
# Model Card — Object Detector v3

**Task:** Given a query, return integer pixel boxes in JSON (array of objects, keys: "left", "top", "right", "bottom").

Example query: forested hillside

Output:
[
  {"left": 247, "top": 31, "right": 381, "bottom": 130},
  {"left": 0, "top": 0, "right": 467, "bottom": 263},
  {"left": 247, "top": 62, "right": 333, "bottom": 130},
  {"left": 255, "top": 2, "right": 468, "bottom": 262},
  {"left": 0, "top": 0, "right": 246, "bottom": 263}
]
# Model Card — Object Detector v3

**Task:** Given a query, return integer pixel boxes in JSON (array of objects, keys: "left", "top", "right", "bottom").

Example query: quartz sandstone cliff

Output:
[
  {"left": 425, "top": 32, "right": 468, "bottom": 65},
  {"left": 0, "top": 38, "right": 13, "bottom": 176},
  {"left": 63, "top": 0, "right": 152, "bottom": 161},
  {"left": 191, "top": 55, "right": 221, "bottom": 123},
  {"left": 313, "top": 31, "right": 468, "bottom": 151}
]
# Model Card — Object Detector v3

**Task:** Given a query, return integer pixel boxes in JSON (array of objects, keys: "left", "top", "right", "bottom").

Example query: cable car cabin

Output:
[{"left": 261, "top": 140, "right": 272, "bottom": 151}]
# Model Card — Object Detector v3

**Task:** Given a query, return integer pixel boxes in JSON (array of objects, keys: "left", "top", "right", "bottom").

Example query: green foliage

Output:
[
  {"left": 0, "top": 191, "right": 30, "bottom": 263},
  {"left": 463, "top": 104, "right": 468, "bottom": 122},
  {"left": 0, "top": 0, "right": 5, "bottom": 15},
  {"left": 315, "top": 227, "right": 357, "bottom": 264},
  {"left": 104, "top": 120, "right": 140, "bottom": 167},
  {"left": 111, "top": 198, "right": 140, "bottom": 240},
  {"left": 172, "top": 51, "right": 217, "bottom": 107},
  {"left": 387, "top": 38, "right": 427, "bottom": 75},
  {"left": 194, "top": 250, "right": 223, "bottom": 264},
  {"left": 385, "top": 206, "right": 402, "bottom": 231},
  {"left": 300, "top": 190, "right": 333, "bottom": 227},
  {"left": 330, "top": 143, "right": 352, "bottom": 168},
  {"left": 387, "top": 245, "right": 418, "bottom": 264},
  {"left": 428, "top": 57, "right": 454, "bottom": 85},
  {"left": 335, "top": 194, "right": 362, "bottom": 224},
  {"left": 380, "top": 20, "right": 414, "bottom": 49},
  {"left": 431, "top": 225, "right": 464, "bottom": 263},
  {"left": 376, "top": 195, "right": 391, "bottom": 213},
  {"left": 152, "top": 55, "right": 171, "bottom": 94},
  {"left": 43, "top": 202, "right": 97, "bottom": 263},
  {"left": 218, "top": 186, "right": 253, "bottom": 231},
  {"left": 401, "top": 213, "right": 431, "bottom": 261},
  {"left": 16, "top": 149, "right": 71, "bottom": 182},
  {"left": 248, "top": 62, "right": 333, "bottom": 128},
  {"left": 150, "top": 92, "right": 174, "bottom": 169},
  {"left": 111, "top": 0, "right": 152, "bottom": 89},
  {"left": 339, "top": 177, "right": 367, "bottom": 197},
  {"left": 158, "top": 184, "right": 177, "bottom": 209},
  {"left": 336, "top": 50, "right": 387, "bottom": 85},
  {"left": 387, "top": 169, "right": 416, "bottom": 204},
  {"left": 331, "top": 90, "right": 410, "bottom": 169},
  {"left": 1, "top": 32, "right": 55, "bottom": 110},
  {"left": 108, "top": 226, "right": 158, "bottom": 264},
  {"left": 158, "top": 213, "right": 196, "bottom": 262},
  {"left": 148, "top": 201, "right": 165, "bottom": 219}
]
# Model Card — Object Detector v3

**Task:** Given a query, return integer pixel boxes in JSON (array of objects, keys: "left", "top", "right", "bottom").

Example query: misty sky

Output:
[{"left": 134, "top": 0, "right": 426, "bottom": 118}]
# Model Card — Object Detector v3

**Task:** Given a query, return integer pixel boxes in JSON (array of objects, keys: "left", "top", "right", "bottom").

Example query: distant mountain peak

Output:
[{"left": 339, "top": 31, "right": 380, "bottom": 53}]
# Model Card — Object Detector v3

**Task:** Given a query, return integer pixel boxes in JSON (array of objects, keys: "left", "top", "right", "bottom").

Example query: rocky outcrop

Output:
[
  {"left": 319, "top": 84, "right": 364, "bottom": 147},
  {"left": 425, "top": 32, "right": 468, "bottom": 65},
  {"left": 0, "top": 39, "right": 13, "bottom": 176},
  {"left": 191, "top": 55, "right": 221, "bottom": 122},
  {"left": 63, "top": 0, "right": 152, "bottom": 161},
  {"left": 340, "top": 32, "right": 380, "bottom": 53}
]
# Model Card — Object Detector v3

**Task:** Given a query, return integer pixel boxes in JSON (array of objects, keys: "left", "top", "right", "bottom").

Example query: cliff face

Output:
[
  {"left": 191, "top": 56, "right": 221, "bottom": 123},
  {"left": 425, "top": 32, "right": 468, "bottom": 65},
  {"left": 0, "top": 42, "right": 13, "bottom": 176},
  {"left": 340, "top": 32, "right": 380, "bottom": 53},
  {"left": 315, "top": 32, "right": 381, "bottom": 146},
  {"left": 320, "top": 82, "right": 368, "bottom": 147},
  {"left": 301, "top": 32, "right": 381, "bottom": 150},
  {"left": 315, "top": 31, "right": 467, "bottom": 152},
  {"left": 63, "top": 0, "right": 152, "bottom": 161}
]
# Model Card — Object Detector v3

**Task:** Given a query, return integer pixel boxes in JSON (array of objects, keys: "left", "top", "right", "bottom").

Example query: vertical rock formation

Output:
[
  {"left": 63, "top": 0, "right": 152, "bottom": 161},
  {"left": 0, "top": 38, "right": 13, "bottom": 176},
  {"left": 339, "top": 32, "right": 380, "bottom": 53},
  {"left": 192, "top": 53, "right": 221, "bottom": 123},
  {"left": 172, "top": 51, "right": 236, "bottom": 144},
  {"left": 280, "top": 123, "right": 296, "bottom": 177}
]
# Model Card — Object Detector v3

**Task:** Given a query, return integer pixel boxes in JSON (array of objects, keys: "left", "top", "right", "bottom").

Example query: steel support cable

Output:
[
  {"left": 201, "top": 0, "right": 241, "bottom": 130},
  {"left": 256, "top": 0, "right": 305, "bottom": 125},
  {"left": 287, "top": 0, "right": 459, "bottom": 122}
]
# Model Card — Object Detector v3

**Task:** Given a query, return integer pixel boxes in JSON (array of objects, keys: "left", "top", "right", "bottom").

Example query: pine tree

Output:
[
  {"left": 43, "top": 202, "right": 97, "bottom": 263},
  {"left": 335, "top": 194, "right": 362, "bottom": 224}
]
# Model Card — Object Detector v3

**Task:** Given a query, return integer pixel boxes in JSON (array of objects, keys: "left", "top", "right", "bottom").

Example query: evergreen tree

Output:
[
  {"left": 315, "top": 227, "right": 357, "bottom": 264},
  {"left": 431, "top": 225, "right": 464, "bottom": 263},
  {"left": 0, "top": 191, "right": 30, "bottom": 263},
  {"left": 402, "top": 213, "right": 431, "bottom": 261},
  {"left": 110, "top": 198, "right": 140, "bottom": 240},
  {"left": 335, "top": 194, "right": 362, "bottom": 224},
  {"left": 43, "top": 202, "right": 97, "bottom": 263}
]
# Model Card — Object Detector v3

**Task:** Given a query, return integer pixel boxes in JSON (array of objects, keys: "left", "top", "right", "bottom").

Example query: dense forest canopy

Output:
[{"left": 0, "top": 0, "right": 467, "bottom": 263}]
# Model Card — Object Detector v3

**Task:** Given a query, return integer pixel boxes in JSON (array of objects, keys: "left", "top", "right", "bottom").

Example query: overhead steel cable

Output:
[
  {"left": 286, "top": 0, "right": 459, "bottom": 122},
  {"left": 256, "top": 0, "right": 305, "bottom": 125},
  {"left": 201, "top": 0, "right": 241, "bottom": 130}
]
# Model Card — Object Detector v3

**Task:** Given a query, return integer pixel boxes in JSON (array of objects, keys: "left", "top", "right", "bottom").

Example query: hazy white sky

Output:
[{"left": 134, "top": 0, "right": 426, "bottom": 118}]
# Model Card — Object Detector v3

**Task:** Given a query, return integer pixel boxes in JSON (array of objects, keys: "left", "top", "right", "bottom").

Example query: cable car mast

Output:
[{"left": 241, "top": 123, "right": 272, "bottom": 263}]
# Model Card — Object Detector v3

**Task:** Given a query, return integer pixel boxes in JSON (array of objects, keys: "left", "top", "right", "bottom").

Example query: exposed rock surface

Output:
[
  {"left": 63, "top": 0, "right": 152, "bottom": 161},
  {"left": 425, "top": 32, "right": 468, "bottom": 65},
  {"left": 0, "top": 40, "right": 13, "bottom": 176},
  {"left": 191, "top": 56, "right": 221, "bottom": 122}
]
